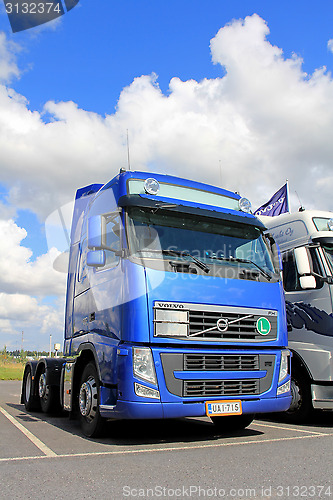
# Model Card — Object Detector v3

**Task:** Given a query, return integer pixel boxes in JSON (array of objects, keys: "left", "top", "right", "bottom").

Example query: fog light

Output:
[
  {"left": 277, "top": 379, "right": 291, "bottom": 395},
  {"left": 135, "top": 383, "right": 160, "bottom": 399}
]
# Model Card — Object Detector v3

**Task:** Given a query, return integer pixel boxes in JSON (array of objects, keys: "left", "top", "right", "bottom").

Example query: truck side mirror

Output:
[
  {"left": 294, "top": 247, "right": 316, "bottom": 290},
  {"left": 88, "top": 215, "right": 106, "bottom": 250},
  {"left": 294, "top": 247, "right": 311, "bottom": 275},
  {"left": 87, "top": 250, "right": 106, "bottom": 267},
  {"left": 299, "top": 275, "right": 316, "bottom": 289}
]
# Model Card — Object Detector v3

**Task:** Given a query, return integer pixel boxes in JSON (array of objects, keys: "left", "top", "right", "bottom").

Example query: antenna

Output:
[
  {"left": 286, "top": 179, "right": 291, "bottom": 213},
  {"left": 126, "top": 129, "right": 131, "bottom": 171},
  {"left": 295, "top": 190, "right": 305, "bottom": 212}
]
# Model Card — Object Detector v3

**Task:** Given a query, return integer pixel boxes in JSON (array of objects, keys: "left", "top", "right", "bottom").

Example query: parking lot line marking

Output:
[
  {"left": 0, "top": 406, "right": 57, "bottom": 458},
  {"left": 254, "top": 421, "right": 330, "bottom": 435},
  {"left": 0, "top": 455, "right": 46, "bottom": 463},
  {"left": 0, "top": 429, "right": 331, "bottom": 463}
]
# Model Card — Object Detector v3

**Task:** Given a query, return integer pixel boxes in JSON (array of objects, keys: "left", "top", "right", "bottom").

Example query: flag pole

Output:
[{"left": 286, "top": 179, "right": 291, "bottom": 213}]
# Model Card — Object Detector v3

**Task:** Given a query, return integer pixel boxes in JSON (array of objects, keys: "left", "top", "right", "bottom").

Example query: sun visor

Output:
[{"left": 118, "top": 194, "right": 265, "bottom": 229}]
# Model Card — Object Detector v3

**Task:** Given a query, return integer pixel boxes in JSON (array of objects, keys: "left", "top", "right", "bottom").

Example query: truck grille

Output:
[
  {"left": 160, "top": 352, "right": 275, "bottom": 399},
  {"left": 189, "top": 310, "right": 274, "bottom": 341},
  {"left": 184, "top": 380, "right": 259, "bottom": 397},
  {"left": 184, "top": 354, "right": 259, "bottom": 371},
  {"left": 154, "top": 302, "right": 278, "bottom": 342}
]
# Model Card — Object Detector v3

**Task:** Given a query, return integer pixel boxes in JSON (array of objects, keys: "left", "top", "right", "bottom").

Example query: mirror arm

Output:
[
  {"left": 115, "top": 248, "right": 129, "bottom": 258},
  {"left": 311, "top": 272, "right": 333, "bottom": 284}
]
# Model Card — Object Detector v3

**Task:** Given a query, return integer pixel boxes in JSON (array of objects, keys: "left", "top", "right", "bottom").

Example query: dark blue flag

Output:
[
  {"left": 3, "top": 0, "right": 80, "bottom": 34},
  {"left": 254, "top": 183, "right": 289, "bottom": 217}
]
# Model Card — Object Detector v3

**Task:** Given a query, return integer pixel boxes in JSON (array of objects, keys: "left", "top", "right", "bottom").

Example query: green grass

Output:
[{"left": 0, "top": 360, "right": 25, "bottom": 380}]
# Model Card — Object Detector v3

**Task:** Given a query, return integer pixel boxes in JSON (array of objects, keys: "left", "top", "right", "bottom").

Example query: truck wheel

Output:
[
  {"left": 22, "top": 367, "right": 40, "bottom": 412},
  {"left": 211, "top": 414, "right": 254, "bottom": 432},
  {"left": 79, "top": 363, "right": 105, "bottom": 438},
  {"left": 37, "top": 366, "right": 60, "bottom": 414},
  {"left": 284, "top": 368, "right": 312, "bottom": 423}
]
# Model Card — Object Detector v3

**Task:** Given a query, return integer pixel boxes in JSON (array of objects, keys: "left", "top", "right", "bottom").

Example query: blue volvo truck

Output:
[{"left": 22, "top": 170, "right": 291, "bottom": 437}]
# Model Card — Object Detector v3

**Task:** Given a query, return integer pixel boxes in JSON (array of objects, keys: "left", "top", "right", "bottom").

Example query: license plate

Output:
[{"left": 205, "top": 400, "right": 242, "bottom": 416}]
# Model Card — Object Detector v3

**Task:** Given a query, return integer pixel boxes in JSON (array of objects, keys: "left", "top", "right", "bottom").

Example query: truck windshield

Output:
[{"left": 126, "top": 207, "right": 275, "bottom": 279}]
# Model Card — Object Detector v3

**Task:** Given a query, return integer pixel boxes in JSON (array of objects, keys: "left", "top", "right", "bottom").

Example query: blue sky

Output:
[
  {"left": 1, "top": 1, "right": 333, "bottom": 350},
  {"left": 2, "top": 1, "right": 333, "bottom": 115}
]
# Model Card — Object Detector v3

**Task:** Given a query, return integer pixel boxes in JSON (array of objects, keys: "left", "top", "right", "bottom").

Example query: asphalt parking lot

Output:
[{"left": 1, "top": 380, "right": 333, "bottom": 500}]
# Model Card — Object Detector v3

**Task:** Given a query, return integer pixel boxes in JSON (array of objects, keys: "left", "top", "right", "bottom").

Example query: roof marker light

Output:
[
  {"left": 144, "top": 178, "right": 160, "bottom": 195},
  {"left": 239, "top": 197, "right": 252, "bottom": 213}
]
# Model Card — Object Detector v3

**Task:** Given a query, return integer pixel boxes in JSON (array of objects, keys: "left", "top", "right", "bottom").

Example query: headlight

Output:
[
  {"left": 278, "top": 350, "right": 290, "bottom": 384},
  {"left": 133, "top": 347, "right": 157, "bottom": 385}
]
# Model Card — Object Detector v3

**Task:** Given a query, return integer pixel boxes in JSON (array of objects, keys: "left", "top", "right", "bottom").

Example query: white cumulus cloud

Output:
[
  {"left": 0, "top": 31, "right": 21, "bottom": 83},
  {"left": 328, "top": 39, "right": 333, "bottom": 54},
  {"left": 1, "top": 15, "right": 333, "bottom": 217},
  {"left": 0, "top": 219, "right": 66, "bottom": 296},
  {"left": 0, "top": 219, "right": 66, "bottom": 349},
  {"left": 0, "top": 293, "right": 64, "bottom": 349},
  {"left": 1, "top": 14, "right": 333, "bottom": 347}
]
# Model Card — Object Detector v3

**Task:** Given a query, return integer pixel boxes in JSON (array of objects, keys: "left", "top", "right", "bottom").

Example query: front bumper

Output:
[
  {"left": 100, "top": 394, "right": 291, "bottom": 419},
  {"left": 100, "top": 345, "right": 291, "bottom": 419}
]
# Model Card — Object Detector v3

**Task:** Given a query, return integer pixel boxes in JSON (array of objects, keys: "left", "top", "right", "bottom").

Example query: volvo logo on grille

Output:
[
  {"left": 157, "top": 302, "right": 185, "bottom": 309},
  {"left": 217, "top": 318, "right": 229, "bottom": 332}
]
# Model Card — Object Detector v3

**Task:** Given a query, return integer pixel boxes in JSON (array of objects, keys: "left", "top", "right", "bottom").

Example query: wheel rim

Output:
[
  {"left": 25, "top": 372, "right": 31, "bottom": 402},
  {"left": 288, "top": 378, "right": 302, "bottom": 413},
  {"left": 79, "top": 376, "right": 97, "bottom": 422},
  {"left": 39, "top": 373, "right": 47, "bottom": 399}
]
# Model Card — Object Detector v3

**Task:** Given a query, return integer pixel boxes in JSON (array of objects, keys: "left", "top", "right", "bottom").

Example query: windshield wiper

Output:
[
  {"left": 208, "top": 255, "right": 272, "bottom": 281},
  {"left": 165, "top": 249, "right": 210, "bottom": 273},
  {"left": 136, "top": 249, "right": 210, "bottom": 273}
]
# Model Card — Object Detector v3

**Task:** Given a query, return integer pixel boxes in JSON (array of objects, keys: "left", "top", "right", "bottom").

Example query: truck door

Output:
[
  {"left": 283, "top": 246, "right": 333, "bottom": 379},
  {"left": 73, "top": 235, "right": 92, "bottom": 335}
]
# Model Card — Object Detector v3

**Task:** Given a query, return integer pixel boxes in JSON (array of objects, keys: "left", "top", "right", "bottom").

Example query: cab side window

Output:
[
  {"left": 79, "top": 238, "right": 88, "bottom": 282},
  {"left": 104, "top": 214, "right": 121, "bottom": 269},
  {"left": 308, "top": 247, "right": 324, "bottom": 289},
  {"left": 75, "top": 237, "right": 89, "bottom": 296}
]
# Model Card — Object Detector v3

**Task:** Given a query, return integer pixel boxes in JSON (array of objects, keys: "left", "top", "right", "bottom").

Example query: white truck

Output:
[{"left": 261, "top": 210, "right": 333, "bottom": 422}]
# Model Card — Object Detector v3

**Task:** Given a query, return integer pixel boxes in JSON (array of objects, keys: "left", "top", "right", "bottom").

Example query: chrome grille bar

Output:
[
  {"left": 184, "top": 354, "right": 260, "bottom": 371},
  {"left": 184, "top": 379, "right": 259, "bottom": 397}
]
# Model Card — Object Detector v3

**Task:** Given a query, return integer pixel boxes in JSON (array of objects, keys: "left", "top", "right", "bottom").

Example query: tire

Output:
[
  {"left": 22, "top": 367, "right": 40, "bottom": 412},
  {"left": 211, "top": 414, "right": 254, "bottom": 432},
  {"left": 78, "top": 362, "right": 105, "bottom": 438},
  {"left": 37, "top": 365, "right": 60, "bottom": 414},
  {"left": 284, "top": 367, "right": 312, "bottom": 423}
]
